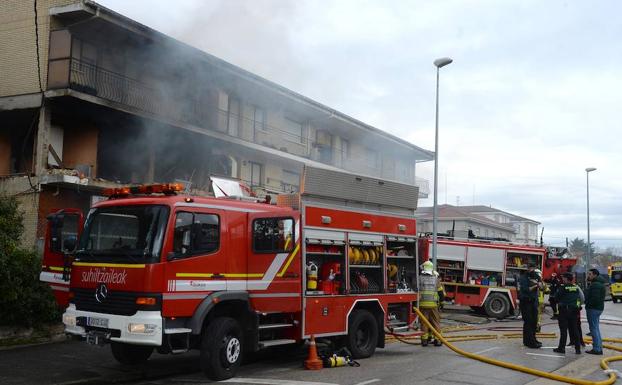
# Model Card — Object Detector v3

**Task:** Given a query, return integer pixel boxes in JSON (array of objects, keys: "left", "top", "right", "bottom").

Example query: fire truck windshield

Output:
[{"left": 76, "top": 205, "right": 169, "bottom": 263}]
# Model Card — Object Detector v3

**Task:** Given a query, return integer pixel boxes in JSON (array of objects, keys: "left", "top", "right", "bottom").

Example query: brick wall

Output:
[
  {"left": 0, "top": 0, "right": 77, "bottom": 97},
  {"left": 0, "top": 176, "right": 40, "bottom": 250}
]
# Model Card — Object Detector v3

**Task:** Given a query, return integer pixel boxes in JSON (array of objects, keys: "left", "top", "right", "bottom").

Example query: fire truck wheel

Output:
[
  {"left": 110, "top": 342, "right": 153, "bottom": 365},
  {"left": 200, "top": 317, "right": 243, "bottom": 381},
  {"left": 484, "top": 293, "right": 510, "bottom": 319},
  {"left": 347, "top": 310, "right": 378, "bottom": 359}
]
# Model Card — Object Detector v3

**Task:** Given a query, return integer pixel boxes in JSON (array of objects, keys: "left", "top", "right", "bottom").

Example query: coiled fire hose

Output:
[{"left": 413, "top": 307, "right": 622, "bottom": 385}]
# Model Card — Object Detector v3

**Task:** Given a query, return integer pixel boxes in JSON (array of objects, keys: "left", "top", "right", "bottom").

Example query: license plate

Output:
[{"left": 86, "top": 317, "right": 108, "bottom": 328}]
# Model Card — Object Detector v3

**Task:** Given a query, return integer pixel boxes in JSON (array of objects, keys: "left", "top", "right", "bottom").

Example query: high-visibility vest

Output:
[{"left": 419, "top": 273, "right": 439, "bottom": 308}]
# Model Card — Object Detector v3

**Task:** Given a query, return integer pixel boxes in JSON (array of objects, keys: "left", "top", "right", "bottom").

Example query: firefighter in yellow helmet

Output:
[
  {"left": 419, "top": 260, "right": 443, "bottom": 346},
  {"left": 535, "top": 269, "right": 549, "bottom": 332}
]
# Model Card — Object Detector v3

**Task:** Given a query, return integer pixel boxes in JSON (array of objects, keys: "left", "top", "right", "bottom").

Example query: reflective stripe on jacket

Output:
[{"left": 419, "top": 273, "right": 439, "bottom": 308}]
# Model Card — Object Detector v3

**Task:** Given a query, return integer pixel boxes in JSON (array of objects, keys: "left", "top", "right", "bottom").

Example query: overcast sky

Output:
[{"left": 98, "top": 0, "right": 621, "bottom": 249}]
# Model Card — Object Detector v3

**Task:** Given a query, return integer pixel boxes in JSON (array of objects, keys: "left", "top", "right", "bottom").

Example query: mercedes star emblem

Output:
[{"left": 95, "top": 283, "right": 108, "bottom": 303}]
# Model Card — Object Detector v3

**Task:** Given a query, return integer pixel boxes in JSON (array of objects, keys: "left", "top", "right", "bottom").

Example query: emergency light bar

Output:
[{"left": 103, "top": 183, "right": 184, "bottom": 197}]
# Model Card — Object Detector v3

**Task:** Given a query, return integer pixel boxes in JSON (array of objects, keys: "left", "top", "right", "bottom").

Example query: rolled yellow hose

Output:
[{"left": 414, "top": 307, "right": 621, "bottom": 385}]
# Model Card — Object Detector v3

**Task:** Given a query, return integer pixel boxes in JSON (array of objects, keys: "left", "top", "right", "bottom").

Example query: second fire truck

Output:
[{"left": 418, "top": 235, "right": 576, "bottom": 318}]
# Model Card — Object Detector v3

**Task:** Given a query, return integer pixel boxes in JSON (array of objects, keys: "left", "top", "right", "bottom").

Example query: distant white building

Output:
[{"left": 416, "top": 204, "right": 541, "bottom": 245}]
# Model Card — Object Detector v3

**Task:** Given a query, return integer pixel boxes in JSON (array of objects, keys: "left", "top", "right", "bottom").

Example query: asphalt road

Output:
[{"left": 2, "top": 302, "right": 621, "bottom": 385}]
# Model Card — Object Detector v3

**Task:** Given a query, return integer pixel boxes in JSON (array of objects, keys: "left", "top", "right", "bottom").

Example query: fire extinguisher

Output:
[{"left": 307, "top": 262, "right": 318, "bottom": 290}]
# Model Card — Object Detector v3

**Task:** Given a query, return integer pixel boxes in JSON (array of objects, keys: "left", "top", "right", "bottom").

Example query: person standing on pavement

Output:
[
  {"left": 554, "top": 272, "right": 582, "bottom": 355},
  {"left": 535, "top": 269, "right": 548, "bottom": 333},
  {"left": 519, "top": 264, "right": 541, "bottom": 348},
  {"left": 419, "top": 260, "right": 442, "bottom": 347},
  {"left": 549, "top": 273, "right": 561, "bottom": 320},
  {"left": 585, "top": 268, "right": 606, "bottom": 355}
]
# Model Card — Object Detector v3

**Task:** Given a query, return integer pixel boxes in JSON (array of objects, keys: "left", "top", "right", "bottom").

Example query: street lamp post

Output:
[
  {"left": 585, "top": 167, "right": 596, "bottom": 273},
  {"left": 432, "top": 57, "right": 453, "bottom": 270}
]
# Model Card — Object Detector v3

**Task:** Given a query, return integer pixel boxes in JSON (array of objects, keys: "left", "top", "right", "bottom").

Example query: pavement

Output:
[{"left": 1, "top": 303, "right": 621, "bottom": 385}]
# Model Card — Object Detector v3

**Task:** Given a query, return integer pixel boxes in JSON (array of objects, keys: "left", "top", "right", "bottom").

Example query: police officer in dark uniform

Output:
[
  {"left": 553, "top": 272, "right": 582, "bottom": 354},
  {"left": 519, "top": 264, "right": 541, "bottom": 348}
]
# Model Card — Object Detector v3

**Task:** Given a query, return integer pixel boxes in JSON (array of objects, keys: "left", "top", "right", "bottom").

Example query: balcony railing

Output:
[{"left": 69, "top": 59, "right": 162, "bottom": 116}]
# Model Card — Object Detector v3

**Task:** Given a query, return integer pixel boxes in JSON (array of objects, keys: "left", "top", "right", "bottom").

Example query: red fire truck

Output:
[
  {"left": 40, "top": 167, "right": 420, "bottom": 380},
  {"left": 418, "top": 236, "right": 576, "bottom": 318}
]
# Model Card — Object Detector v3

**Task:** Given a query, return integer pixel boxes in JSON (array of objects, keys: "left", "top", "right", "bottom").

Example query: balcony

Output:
[{"left": 67, "top": 59, "right": 163, "bottom": 116}]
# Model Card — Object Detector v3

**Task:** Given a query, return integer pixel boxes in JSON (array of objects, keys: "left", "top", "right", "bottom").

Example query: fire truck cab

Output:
[{"left": 41, "top": 167, "right": 420, "bottom": 380}]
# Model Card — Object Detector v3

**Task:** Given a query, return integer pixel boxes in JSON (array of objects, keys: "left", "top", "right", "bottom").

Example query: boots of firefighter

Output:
[
  {"left": 433, "top": 338, "right": 442, "bottom": 347},
  {"left": 536, "top": 325, "right": 541, "bottom": 333},
  {"left": 421, "top": 335, "right": 430, "bottom": 347},
  {"left": 304, "top": 335, "right": 323, "bottom": 370}
]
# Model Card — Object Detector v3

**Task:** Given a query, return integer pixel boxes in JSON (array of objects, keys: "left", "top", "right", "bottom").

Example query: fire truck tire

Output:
[
  {"left": 484, "top": 293, "right": 510, "bottom": 319},
  {"left": 200, "top": 317, "right": 243, "bottom": 381},
  {"left": 110, "top": 342, "right": 153, "bottom": 365},
  {"left": 347, "top": 310, "right": 378, "bottom": 359}
]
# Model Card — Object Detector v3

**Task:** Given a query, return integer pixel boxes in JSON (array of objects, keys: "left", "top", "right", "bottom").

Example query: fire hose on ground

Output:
[{"left": 410, "top": 307, "right": 622, "bottom": 385}]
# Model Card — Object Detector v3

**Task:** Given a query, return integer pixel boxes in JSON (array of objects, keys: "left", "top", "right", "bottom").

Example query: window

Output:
[
  {"left": 253, "top": 218, "right": 294, "bottom": 253},
  {"left": 72, "top": 38, "right": 98, "bottom": 65},
  {"left": 78, "top": 205, "right": 169, "bottom": 262},
  {"left": 283, "top": 118, "right": 303, "bottom": 143},
  {"left": 366, "top": 148, "right": 380, "bottom": 169},
  {"left": 281, "top": 170, "right": 300, "bottom": 192},
  {"left": 253, "top": 106, "right": 266, "bottom": 134},
  {"left": 173, "top": 212, "right": 220, "bottom": 257},
  {"left": 249, "top": 162, "right": 263, "bottom": 187},
  {"left": 340, "top": 138, "right": 350, "bottom": 164},
  {"left": 395, "top": 160, "right": 410, "bottom": 182},
  {"left": 49, "top": 213, "right": 79, "bottom": 253},
  {"left": 228, "top": 97, "right": 240, "bottom": 136}
]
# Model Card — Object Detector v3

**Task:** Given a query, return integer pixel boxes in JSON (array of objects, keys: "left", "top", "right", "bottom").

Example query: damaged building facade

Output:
[{"left": 0, "top": 0, "right": 434, "bottom": 251}]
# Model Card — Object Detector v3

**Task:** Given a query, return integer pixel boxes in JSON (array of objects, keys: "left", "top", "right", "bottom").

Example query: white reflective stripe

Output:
[
  {"left": 163, "top": 293, "right": 209, "bottom": 300},
  {"left": 174, "top": 202, "right": 264, "bottom": 213},
  {"left": 50, "top": 285, "right": 69, "bottom": 292},
  {"left": 174, "top": 280, "right": 227, "bottom": 291},
  {"left": 171, "top": 252, "right": 290, "bottom": 292},
  {"left": 40, "top": 271, "right": 67, "bottom": 285},
  {"left": 249, "top": 293, "right": 300, "bottom": 298},
  {"left": 227, "top": 280, "right": 247, "bottom": 290}
]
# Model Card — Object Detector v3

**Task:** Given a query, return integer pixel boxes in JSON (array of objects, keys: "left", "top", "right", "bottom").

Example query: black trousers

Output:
[
  {"left": 520, "top": 299, "right": 539, "bottom": 346},
  {"left": 558, "top": 305, "right": 580, "bottom": 351},
  {"left": 549, "top": 297, "right": 558, "bottom": 315}
]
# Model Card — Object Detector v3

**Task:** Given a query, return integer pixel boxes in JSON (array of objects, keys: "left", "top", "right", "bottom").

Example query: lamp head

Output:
[
  {"left": 585, "top": 167, "right": 597, "bottom": 173},
  {"left": 434, "top": 57, "right": 453, "bottom": 68}
]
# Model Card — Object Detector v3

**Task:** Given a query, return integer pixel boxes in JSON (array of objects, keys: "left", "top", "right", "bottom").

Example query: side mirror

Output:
[
  {"left": 167, "top": 251, "right": 178, "bottom": 261},
  {"left": 62, "top": 236, "right": 77, "bottom": 253}
]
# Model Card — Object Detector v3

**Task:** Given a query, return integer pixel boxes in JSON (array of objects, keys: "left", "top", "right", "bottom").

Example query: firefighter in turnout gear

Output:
[
  {"left": 419, "top": 260, "right": 442, "bottom": 347},
  {"left": 535, "top": 269, "right": 549, "bottom": 332}
]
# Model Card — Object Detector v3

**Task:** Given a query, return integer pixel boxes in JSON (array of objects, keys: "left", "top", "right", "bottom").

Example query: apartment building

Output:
[
  {"left": 416, "top": 204, "right": 541, "bottom": 245},
  {"left": 0, "top": 0, "right": 433, "bottom": 250},
  {"left": 458, "top": 205, "right": 541, "bottom": 245}
]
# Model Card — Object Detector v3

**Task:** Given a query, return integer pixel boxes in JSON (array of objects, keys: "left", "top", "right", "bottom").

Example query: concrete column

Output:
[{"left": 33, "top": 101, "right": 51, "bottom": 175}]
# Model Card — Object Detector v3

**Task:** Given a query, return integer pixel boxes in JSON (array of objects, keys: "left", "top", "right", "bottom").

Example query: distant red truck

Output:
[{"left": 419, "top": 236, "right": 576, "bottom": 318}]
